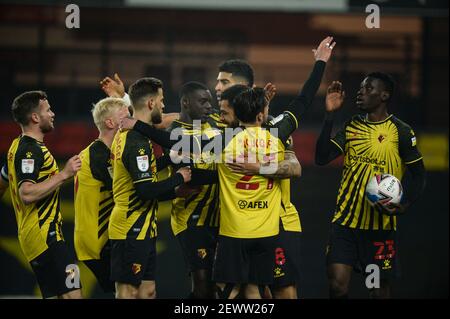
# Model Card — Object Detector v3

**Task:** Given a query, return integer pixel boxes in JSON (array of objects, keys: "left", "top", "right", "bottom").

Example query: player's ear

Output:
[
  {"left": 30, "top": 112, "right": 40, "bottom": 124},
  {"left": 181, "top": 97, "right": 189, "bottom": 110},
  {"left": 147, "top": 97, "right": 154, "bottom": 111},
  {"left": 381, "top": 91, "right": 390, "bottom": 102},
  {"left": 256, "top": 112, "right": 263, "bottom": 122},
  {"left": 105, "top": 118, "right": 114, "bottom": 129}
]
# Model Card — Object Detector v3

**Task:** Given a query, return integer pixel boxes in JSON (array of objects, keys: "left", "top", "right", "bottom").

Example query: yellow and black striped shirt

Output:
[
  {"left": 331, "top": 114, "right": 422, "bottom": 230},
  {"left": 218, "top": 112, "right": 298, "bottom": 238},
  {"left": 74, "top": 140, "right": 113, "bottom": 260},
  {"left": 266, "top": 117, "right": 302, "bottom": 233},
  {"left": 109, "top": 130, "right": 158, "bottom": 240},
  {"left": 7, "top": 135, "right": 63, "bottom": 261},
  {"left": 168, "top": 120, "right": 221, "bottom": 235}
]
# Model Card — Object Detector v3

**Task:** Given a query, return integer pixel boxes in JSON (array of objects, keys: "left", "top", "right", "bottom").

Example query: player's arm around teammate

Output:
[{"left": 100, "top": 73, "right": 179, "bottom": 129}]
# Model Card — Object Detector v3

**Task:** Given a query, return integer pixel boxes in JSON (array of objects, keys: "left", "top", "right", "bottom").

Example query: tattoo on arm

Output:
[{"left": 262, "top": 151, "right": 301, "bottom": 179}]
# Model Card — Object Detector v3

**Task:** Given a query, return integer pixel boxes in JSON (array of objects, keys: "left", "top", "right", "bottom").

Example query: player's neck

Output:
[
  {"left": 133, "top": 110, "right": 151, "bottom": 125},
  {"left": 366, "top": 108, "right": 389, "bottom": 122},
  {"left": 22, "top": 126, "right": 44, "bottom": 142},
  {"left": 98, "top": 130, "right": 115, "bottom": 149},
  {"left": 178, "top": 112, "right": 193, "bottom": 124}
]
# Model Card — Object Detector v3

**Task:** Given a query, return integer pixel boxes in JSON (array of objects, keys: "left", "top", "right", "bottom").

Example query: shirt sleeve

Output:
[
  {"left": 89, "top": 143, "right": 113, "bottom": 190},
  {"left": 330, "top": 122, "right": 347, "bottom": 154},
  {"left": 267, "top": 112, "right": 299, "bottom": 145},
  {"left": 14, "top": 142, "right": 44, "bottom": 187},
  {"left": 398, "top": 124, "right": 423, "bottom": 164},
  {"left": 122, "top": 134, "right": 156, "bottom": 184}
]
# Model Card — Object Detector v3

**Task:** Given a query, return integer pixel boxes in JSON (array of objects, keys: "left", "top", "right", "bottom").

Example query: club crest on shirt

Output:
[
  {"left": 197, "top": 249, "right": 207, "bottom": 259},
  {"left": 21, "top": 159, "right": 34, "bottom": 173},
  {"left": 132, "top": 263, "right": 142, "bottom": 275},
  {"left": 136, "top": 155, "right": 149, "bottom": 172}
]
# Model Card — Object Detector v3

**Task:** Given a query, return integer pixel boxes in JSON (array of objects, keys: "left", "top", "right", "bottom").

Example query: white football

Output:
[{"left": 365, "top": 174, "right": 403, "bottom": 205}]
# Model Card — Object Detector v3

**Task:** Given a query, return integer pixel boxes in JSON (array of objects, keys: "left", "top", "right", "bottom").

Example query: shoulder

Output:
[
  {"left": 389, "top": 115, "right": 414, "bottom": 133},
  {"left": 89, "top": 140, "right": 111, "bottom": 160},
  {"left": 123, "top": 130, "right": 151, "bottom": 156},
  {"left": 15, "top": 136, "right": 44, "bottom": 157},
  {"left": 267, "top": 112, "right": 296, "bottom": 127}
]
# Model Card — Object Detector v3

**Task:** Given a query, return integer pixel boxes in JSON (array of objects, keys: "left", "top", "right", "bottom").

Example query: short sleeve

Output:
[
  {"left": 268, "top": 111, "right": 299, "bottom": 144},
  {"left": 89, "top": 142, "right": 113, "bottom": 190},
  {"left": 14, "top": 142, "right": 44, "bottom": 187},
  {"left": 398, "top": 124, "right": 423, "bottom": 164},
  {"left": 122, "top": 134, "right": 156, "bottom": 184},
  {"left": 330, "top": 122, "right": 347, "bottom": 154}
]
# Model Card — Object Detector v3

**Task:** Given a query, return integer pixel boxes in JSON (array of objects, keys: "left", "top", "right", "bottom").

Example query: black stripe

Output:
[
  {"left": 342, "top": 165, "right": 370, "bottom": 227},
  {"left": 39, "top": 194, "right": 58, "bottom": 227},
  {"left": 127, "top": 199, "right": 149, "bottom": 218},
  {"left": 184, "top": 191, "right": 200, "bottom": 209},
  {"left": 40, "top": 158, "right": 55, "bottom": 171},
  {"left": 98, "top": 203, "right": 114, "bottom": 226},
  {"left": 98, "top": 220, "right": 109, "bottom": 238},
  {"left": 126, "top": 206, "right": 151, "bottom": 238},
  {"left": 128, "top": 196, "right": 141, "bottom": 212},
  {"left": 99, "top": 194, "right": 114, "bottom": 206},
  {"left": 199, "top": 185, "right": 215, "bottom": 227},
  {"left": 37, "top": 175, "right": 48, "bottom": 183},
  {"left": 145, "top": 204, "right": 158, "bottom": 238},
  {"left": 36, "top": 193, "right": 55, "bottom": 217},
  {"left": 99, "top": 200, "right": 114, "bottom": 217}
]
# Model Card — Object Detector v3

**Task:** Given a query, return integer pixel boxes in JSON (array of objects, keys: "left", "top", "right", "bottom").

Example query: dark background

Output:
[{"left": 0, "top": 1, "right": 448, "bottom": 298}]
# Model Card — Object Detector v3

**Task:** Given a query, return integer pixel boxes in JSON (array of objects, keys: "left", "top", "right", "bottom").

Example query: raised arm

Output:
[
  {"left": 315, "top": 81, "right": 346, "bottom": 165},
  {"left": 284, "top": 36, "right": 336, "bottom": 120}
]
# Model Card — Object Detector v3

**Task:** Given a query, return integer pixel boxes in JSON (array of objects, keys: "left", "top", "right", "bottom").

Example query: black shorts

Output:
[
  {"left": 110, "top": 237, "right": 156, "bottom": 287},
  {"left": 83, "top": 242, "right": 115, "bottom": 293},
  {"left": 29, "top": 240, "right": 81, "bottom": 299},
  {"left": 271, "top": 230, "right": 302, "bottom": 288},
  {"left": 212, "top": 235, "right": 277, "bottom": 285},
  {"left": 326, "top": 223, "right": 400, "bottom": 280},
  {"left": 177, "top": 226, "right": 218, "bottom": 273}
]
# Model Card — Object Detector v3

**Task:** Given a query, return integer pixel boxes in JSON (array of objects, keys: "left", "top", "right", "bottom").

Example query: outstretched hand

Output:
[
  {"left": 119, "top": 116, "right": 137, "bottom": 131},
  {"left": 263, "top": 82, "right": 277, "bottom": 104},
  {"left": 312, "top": 36, "right": 336, "bottom": 62},
  {"left": 326, "top": 81, "right": 345, "bottom": 112},
  {"left": 100, "top": 73, "right": 125, "bottom": 98}
]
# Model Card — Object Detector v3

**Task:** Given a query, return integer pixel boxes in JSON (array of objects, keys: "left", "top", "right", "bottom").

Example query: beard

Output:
[
  {"left": 39, "top": 121, "right": 54, "bottom": 133},
  {"left": 151, "top": 109, "right": 162, "bottom": 125}
]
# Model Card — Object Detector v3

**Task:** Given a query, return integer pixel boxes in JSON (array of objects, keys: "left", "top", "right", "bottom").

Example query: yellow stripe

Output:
[
  {"left": 285, "top": 111, "right": 299, "bottom": 129},
  {"left": 405, "top": 157, "right": 423, "bottom": 165},
  {"left": 175, "top": 120, "right": 193, "bottom": 127},
  {"left": 133, "top": 178, "right": 153, "bottom": 184},
  {"left": 330, "top": 139, "right": 344, "bottom": 153}
]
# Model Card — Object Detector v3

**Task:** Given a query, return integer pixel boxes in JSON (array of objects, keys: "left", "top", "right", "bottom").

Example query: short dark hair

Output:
[
  {"left": 233, "top": 87, "right": 266, "bottom": 123},
  {"left": 128, "top": 77, "right": 163, "bottom": 110},
  {"left": 220, "top": 84, "right": 248, "bottom": 107},
  {"left": 11, "top": 90, "right": 47, "bottom": 126},
  {"left": 367, "top": 72, "right": 395, "bottom": 101},
  {"left": 179, "top": 81, "right": 209, "bottom": 100},
  {"left": 218, "top": 59, "right": 254, "bottom": 87}
]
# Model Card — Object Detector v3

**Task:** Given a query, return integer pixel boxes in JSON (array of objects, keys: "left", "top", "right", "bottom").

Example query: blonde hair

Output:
[{"left": 91, "top": 97, "right": 128, "bottom": 131}]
